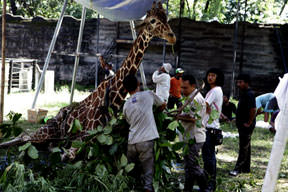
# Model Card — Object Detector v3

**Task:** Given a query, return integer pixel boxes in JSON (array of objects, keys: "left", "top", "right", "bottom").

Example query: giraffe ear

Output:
[
  {"left": 146, "top": 10, "right": 151, "bottom": 17},
  {"left": 157, "top": 2, "right": 163, "bottom": 10},
  {"left": 152, "top": 1, "right": 156, "bottom": 9}
]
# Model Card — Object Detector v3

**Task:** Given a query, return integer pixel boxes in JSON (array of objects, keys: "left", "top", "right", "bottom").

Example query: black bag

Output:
[
  {"left": 213, "top": 129, "right": 223, "bottom": 146},
  {"left": 207, "top": 128, "right": 223, "bottom": 146}
]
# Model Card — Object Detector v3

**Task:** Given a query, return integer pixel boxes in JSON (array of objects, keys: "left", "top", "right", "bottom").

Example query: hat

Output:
[
  {"left": 163, "top": 63, "right": 172, "bottom": 73},
  {"left": 176, "top": 68, "right": 184, "bottom": 74}
]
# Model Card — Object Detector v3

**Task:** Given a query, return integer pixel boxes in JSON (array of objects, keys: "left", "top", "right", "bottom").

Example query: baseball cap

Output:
[
  {"left": 163, "top": 63, "right": 172, "bottom": 73},
  {"left": 176, "top": 68, "right": 184, "bottom": 74}
]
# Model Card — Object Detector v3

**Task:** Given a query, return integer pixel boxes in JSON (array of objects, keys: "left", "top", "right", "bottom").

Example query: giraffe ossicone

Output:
[{"left": 0, "top": 1, "right": 176, "bottom": 159}]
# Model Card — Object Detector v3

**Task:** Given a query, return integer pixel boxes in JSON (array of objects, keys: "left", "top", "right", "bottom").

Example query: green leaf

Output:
[
  {"left": 19, "top": 142, "right": 31, "bottom": 151},
  {"left": 196, "top": 119, "right": 202, "bottom": 128},
  {"left": 13, "top": 127, "right": 23, "bottom": 137},
  {"left": 97, "top": 125, "right": 103, "bottom": 132},
  {"left": 72, "top": 161, "right": 82, "bottom": 169},
  {"left": 88, "top": 147, "right": 93, "bottom": 159},
  {"left": 51, "top": 147, "right": 61, "bottom": 153},
  {"left": 28, "top": 145, "right": 39, "bottom": 159},
  {"left": 188, "top": 138, "right": 196, "bottom": 145},
  {"left": 92, "top": 144, "right": 100, "bottom": 156},
  {"left": 155, "top": 149, "right": 161, "bottom": 161},
  {"left": 109, "top": 118, "right": 117, "bottom": 126},
  {"left": 125, "top": 163, "right": 135, "bottom": 173},
  {"left": 167, "top": 121, "right": 179, "bottom": 131},
  {"left": 108, "top": 107, "right": 114, "bottom": 116},
  {"left": 172, "top": 142, "right": 184, "bottom": 151},
  {"left": 109, "top": 143, "right": 118, "bottom": 155},
  {"left": 117, "top": 169, "right": 123, "bottom": 176},
  {"left": 96, "top": 134, "right": 106, "bottom": 144},
  {"left": 208, "top": 109, "right": 220, "bottom": 124},
  {"left": 12, "top": 113, "right": 22, "bottom": 124},
  {"left": 95, "top": 164, "right": 107, "bottom": 177},
  {"left": 162, "top": 164, "right": 171, "bottom": 174},
  {"left": 183, "top": 144, "right": 189, "bottom": 156},
  {"left": 103, "top": 125, "right": 112, "bottom": 135},
  {"left": 71, "top": 140, "right": 84, "bottom": 148},
  {"left": 69, "top": 119, "right": 82, "bottom": 134},
  {"left": 87, "top": 129, "right": 98, "bottom": 135},
  {"left": 120, "top": 154, "right": 128, "bottom": 167},
  {"left": 104, "top": 135, "right": 113, "bottom": 145},
  {"left": 177, "top": 123, "right": 185, "bottom": 134},
  {"left": 159, "top": 142, "right": 172, "bottom": 148}
]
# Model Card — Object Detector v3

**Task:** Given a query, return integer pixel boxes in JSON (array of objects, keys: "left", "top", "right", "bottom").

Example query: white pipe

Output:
[
  {"left": 70, "top": 6, "right": 87, "bottom": 104},
  {"left": 31, "top": 0, "right": 68, "bottom": 108}
]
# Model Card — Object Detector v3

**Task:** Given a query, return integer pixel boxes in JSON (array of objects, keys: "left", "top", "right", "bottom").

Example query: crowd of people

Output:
[{"left": 121, "top": 63, "right": 278, "bottom": 192}]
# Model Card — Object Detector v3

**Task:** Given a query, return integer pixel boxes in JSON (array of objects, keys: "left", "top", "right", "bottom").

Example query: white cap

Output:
[{"left": 163, "top": 63, "right": 172, "bottom": 73}]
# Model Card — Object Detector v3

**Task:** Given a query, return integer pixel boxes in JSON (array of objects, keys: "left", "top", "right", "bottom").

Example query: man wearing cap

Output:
[
  {"left": 167, "top": 68, "right": 184, "bottom": 109},
  {"left": 152, "top": 63, "right": 172, "bottom": 102}
]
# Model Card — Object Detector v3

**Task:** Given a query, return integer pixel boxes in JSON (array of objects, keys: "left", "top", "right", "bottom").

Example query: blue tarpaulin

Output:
[{"left": 74, "top": 0, "right": 160, "bottom": 21}]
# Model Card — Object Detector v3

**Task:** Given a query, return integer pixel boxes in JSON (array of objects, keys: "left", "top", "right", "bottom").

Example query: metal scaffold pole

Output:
[
  {"left": 31, "top": 0, "right": 68, "bottom": 109},
  {"left": 0, "top": 0, "right": 7, "bottom": 123},
  {"left": 70, "top": 6, "right": 87, "bottom": 104}
]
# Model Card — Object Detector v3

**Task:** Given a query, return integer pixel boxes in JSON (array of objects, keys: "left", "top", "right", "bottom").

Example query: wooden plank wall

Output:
[{"left": 1, "top": 14, "right": 287, "bottom": 95}]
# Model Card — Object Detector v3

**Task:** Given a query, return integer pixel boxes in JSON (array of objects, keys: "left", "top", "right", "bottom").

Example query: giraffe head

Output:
[{"left": 139, "top": 1, "right": 176, "bottom": 44}]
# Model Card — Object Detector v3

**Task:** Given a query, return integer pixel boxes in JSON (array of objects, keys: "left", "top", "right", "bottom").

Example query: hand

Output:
[
  {"left": 243, "top": 122, "right": 251, "bottom": 127},
  {"left": 158, "top": 103, "right": 167, "bottom": 112},
  {"left": 206, "top": 104, "right": 211, "bottom": 114}
]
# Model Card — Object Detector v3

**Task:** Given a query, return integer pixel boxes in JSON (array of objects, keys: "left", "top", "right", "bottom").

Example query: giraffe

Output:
[{"left": 0, "top": 2, "right": 176, "bottom": 158}]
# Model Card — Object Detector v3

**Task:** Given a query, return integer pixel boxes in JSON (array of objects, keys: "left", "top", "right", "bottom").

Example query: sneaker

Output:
[{"left": 229, "top": 170, "right": 240, "bottom": 176}]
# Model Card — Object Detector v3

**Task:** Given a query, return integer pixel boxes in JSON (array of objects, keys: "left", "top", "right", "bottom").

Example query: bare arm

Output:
[{"left": 176, "top": 114, "right": 196, "bottom": 123}]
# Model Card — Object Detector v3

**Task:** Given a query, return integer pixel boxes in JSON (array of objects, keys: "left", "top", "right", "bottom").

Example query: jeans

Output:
[
  {"left": 234, "top": 123, "right": 255, "bottom": 172},
  {"left": 202, "top": 129, "right": 217, "bottom": 190},
  {"left": 127, "top": 140, "right": 154, "bottom": 191},
  {"left": 184, "top": 142, "right": 207, "bottom": 191}
]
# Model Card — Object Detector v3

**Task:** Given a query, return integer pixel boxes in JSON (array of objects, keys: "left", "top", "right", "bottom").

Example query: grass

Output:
[
  {"left": 216, "top": 120, "right": 288, "bottom": 192},
  {"left": 1, "top": 89, "right": 288, "bottom": 191}
]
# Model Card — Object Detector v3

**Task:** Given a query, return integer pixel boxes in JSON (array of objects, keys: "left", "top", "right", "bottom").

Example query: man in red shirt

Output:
[{"left": 167, "top": 68, "right": 184, "bottom": 109}]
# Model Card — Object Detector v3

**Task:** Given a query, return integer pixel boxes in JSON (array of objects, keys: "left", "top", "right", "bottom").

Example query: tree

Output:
[
  {"left": 0, "top": 0, "right": 287, "bottom": 24},
  {"left": 0, "top": 0, "right": 97, "bottom": 19}
]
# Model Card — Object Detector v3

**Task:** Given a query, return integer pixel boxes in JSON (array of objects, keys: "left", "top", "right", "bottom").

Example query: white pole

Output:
[
  {"left": 262, "top": 74, "right": 288, "bottom": 192},
  {"left": 129, "top": 20, "right": 147, "bottom": 90},
  {"left": 70, "top": 6, "right": 87, "bottom": 104},
  {"left": 0, "top": 0, "right": 6, "bottom": 123},
  {"left": 31, "top": 0, "right": 68, "bottom": 108}
]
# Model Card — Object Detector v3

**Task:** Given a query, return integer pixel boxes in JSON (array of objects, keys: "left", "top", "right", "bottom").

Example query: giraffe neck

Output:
[
  {"left": 105, "top": 30, "right": 154, "bottom": 110},
  {"left": 119, "top": 30, "right": 153, "bottom": 76}
]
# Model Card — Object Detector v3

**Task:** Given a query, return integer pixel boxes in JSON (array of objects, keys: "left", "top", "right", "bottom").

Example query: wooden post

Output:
[
  {"left": 32, "top": 60, "right": 36, "bottom": 90},
  {"left": 0, "top": 0, "right": 6, "bottom": 123},
  {"left": 8, "top": 60, "right": 12, "bottom": 94}
]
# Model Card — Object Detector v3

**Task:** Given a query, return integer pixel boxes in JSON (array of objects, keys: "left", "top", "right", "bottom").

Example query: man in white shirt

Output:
[
  {"left": 152, "top": 63, "right": 172, "bottom": 102},
  {"left": 202, "top": 68, "right": 224, "bottom": 192},
  {"left": 123, "top": 74, "right": 166, "bottom": 192},
  {"left": 176, "top": 75, "right": 208, "bottom": 192}
]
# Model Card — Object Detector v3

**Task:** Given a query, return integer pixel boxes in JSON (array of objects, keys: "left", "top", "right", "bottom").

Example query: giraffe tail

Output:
[{"left": 0, "top": 137, "right": 25, "bottom": 149}]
